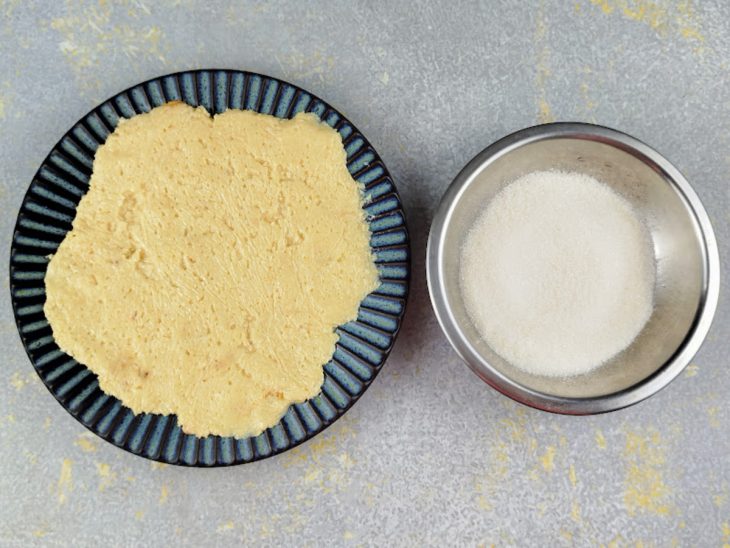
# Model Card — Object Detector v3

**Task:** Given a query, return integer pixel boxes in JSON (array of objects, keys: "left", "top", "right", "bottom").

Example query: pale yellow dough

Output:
[{"left": 44, "top": 102, "right": 378, "bottom": 438}]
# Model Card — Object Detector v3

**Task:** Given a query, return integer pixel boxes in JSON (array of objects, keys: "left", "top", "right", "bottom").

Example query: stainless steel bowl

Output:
[{"left": 427, "top": 123, "right": 720, "bottom": 414}]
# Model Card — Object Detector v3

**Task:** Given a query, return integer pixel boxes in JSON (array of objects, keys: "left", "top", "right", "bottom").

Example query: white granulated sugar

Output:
[{"left": 460, "top": 170, "right": 655, "bottom": 377}]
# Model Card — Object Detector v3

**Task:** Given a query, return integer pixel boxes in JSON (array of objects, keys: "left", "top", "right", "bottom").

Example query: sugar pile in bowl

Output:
[{"left": 460, "top": 170, "right": 655, "bottom": 377}]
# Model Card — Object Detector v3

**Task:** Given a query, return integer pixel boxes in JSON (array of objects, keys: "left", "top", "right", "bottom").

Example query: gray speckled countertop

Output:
[{"left": 1, "top": 1, "right": 729, "bottom": 546}]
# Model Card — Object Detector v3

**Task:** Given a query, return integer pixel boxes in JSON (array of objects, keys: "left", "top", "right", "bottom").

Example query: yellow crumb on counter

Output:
[{"left": 44, "top": 102, "right": 378, "bottom": 438}]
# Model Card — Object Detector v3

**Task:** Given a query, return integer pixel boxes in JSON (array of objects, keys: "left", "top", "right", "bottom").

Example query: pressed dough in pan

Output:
[{"left": 45, "top": 102, "right": 378, "bottom": 438}]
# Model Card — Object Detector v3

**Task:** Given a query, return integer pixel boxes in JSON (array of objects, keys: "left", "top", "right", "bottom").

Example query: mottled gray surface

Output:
[{"left": 1, "top": 1, "right": 729, "bottom": 546}]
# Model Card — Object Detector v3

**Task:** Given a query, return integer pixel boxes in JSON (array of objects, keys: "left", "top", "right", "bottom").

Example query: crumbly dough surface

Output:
[{"left": 44, "top": 103, "right": 378, "bottom": 438}]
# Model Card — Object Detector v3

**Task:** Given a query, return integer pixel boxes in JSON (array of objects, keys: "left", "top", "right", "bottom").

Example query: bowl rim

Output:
[
  {"left": 426, "top": 121, "right": 720, "bottom": 415},
  {"left": 9, "top": 68, "right": 411, "bottom": 465}
]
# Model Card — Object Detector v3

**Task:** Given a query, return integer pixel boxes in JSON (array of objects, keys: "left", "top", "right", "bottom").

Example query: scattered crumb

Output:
[
  {"left": 48, "top": 4, "right": 168, "bottom": 95},
  {"left": 10, "top": 371, "right": 27, "bottom": 390},
  {"left": 304, "top": 467, "right": 321, "bottom": 484},
  {"left": 623, "top": 427, "right": 671, "bottom": 516},
  {"left": 75, "top": 433, "right": 98, "bottom": 453},
  {"left": 96, "top": 462, "right": 117, "bottom": 491},
  {"left": 569, "top": 464, "right": 578, "bottom": 487},
  {"left": 540, "top": 446, "right": 556, "bottom": 472},
  {"left": 159, "top": 484, "right": 169, "bottom": 504},
  {"left": 57, "top": 459, "right": 73, "bottom": 504},
  {"left": 707, "top": 406, "right": 720, "bottom": 428},
  {"left": 337, "top": 452, "right": 356, "bottom": 468},
  {"left": 571, "top": 500, "right": 582, "bottom": 523}
]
